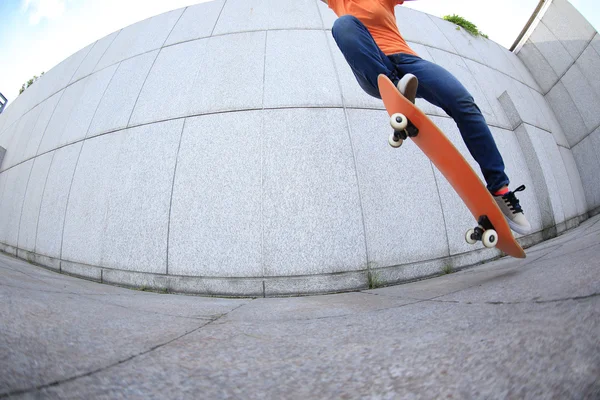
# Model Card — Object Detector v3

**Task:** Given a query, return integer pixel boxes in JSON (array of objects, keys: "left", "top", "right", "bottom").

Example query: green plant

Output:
[
  {"left": 19, "top": 72, "right": 45, "bottom": 95},
  {"left": 443, "top": 14, "right": 488, "bottom": 38},
  {"left": 367, "top": 270, "right": 383, "bottom": 289},
  {"left": 441, "top": 264, "right": 454, "bottom": 275}
]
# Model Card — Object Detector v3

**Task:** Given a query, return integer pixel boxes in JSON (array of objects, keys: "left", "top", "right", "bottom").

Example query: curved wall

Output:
[
  {"left": 516, "top": 0, "right": 600, "bottom": 215},
  {"left": 0, "top": 0, "right": 590, "bottom": 296}
]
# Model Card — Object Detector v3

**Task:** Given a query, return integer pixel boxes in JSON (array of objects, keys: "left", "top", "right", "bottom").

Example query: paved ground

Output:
[{"left": 1, "top": 216, "right": 599, "bottom": 399}]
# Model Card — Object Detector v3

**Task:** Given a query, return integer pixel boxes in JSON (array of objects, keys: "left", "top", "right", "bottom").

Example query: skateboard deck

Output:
[{"left": 378, "top": 74, "right": 526, "bottom": 259}]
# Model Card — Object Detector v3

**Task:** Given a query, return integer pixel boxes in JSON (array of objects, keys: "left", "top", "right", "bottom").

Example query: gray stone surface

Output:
[
  {"left": 16, "top": 152, "right": 54, "bottom": 252},
  {"left": 516, "top": 125, "right": 564, "bottom": 229},
  {"left": 504, "top": 78, "right": 548, "bottom": 131},
  {"left": 540, "top": 133, "right": 577, "bottom": 221},
  {"left": 58, "top": 135, "right": 115, "bottom": 265},
  {"left": 0, "top": 160, "right": 33, "bottom": 247},
  {"left": 529, "top": 133, "right": 565, "bottom": 227},
  {"left": 470, "top": 38, "right": 520, "bottom": 83},
  {"left": 576, "top": 45, "right": 600, "bottom": 103},
  {"left": 347, "top": 109, "right": 447, "bottom": 264},
  {"left": 165, "top": 0, "right": 224, "bottom": 46},
  {"left": 529, "top": 21, "right": 574, "bottom": 79},
  {"left": 212, "top": 0, "right": 322, "bottom": 35},
  {"left": 88, "top": 50, "right": 158, "bottom": 136},
  {"left": 529, "top": 87, "right": 569, "bottom": 147},
  {"left": 1, "top": 89, "right": 35, "bottom": 134},
  {"left": 0, "top": 101, "right": 25, "bottom": 139},
  {"left": 61, "top": 260, "right": 102, "bottom": 281},
  {"left": 264, "top": 271, "right": 368, "bottom": 297},
  {"left": 167, "top": 275, "right": 264, "bottom": 297},
  {"left": 501, "top": 46, "right": 541, "bottom": 91},
  {"left": 466, "top": 60, "right": 514, "bottom": 129},
  {"left": 1, "top": 215, "right": 599, "bottom": 399},
  {"left": 561, "top": 63, "right": 600, "bottom": 133},
  {"left": 10, "top": 105, "right": 44, "bottom": 167},
  {"left": 30, "top": 43, "right": 92, "bottom": 109},
  {"left": 262, "top": 108, "right": 366, "bottom": 276},
  {"left": 572, "top": 129, "right": 600, "bottom": 209},
  {"left": 546, "top": 80, "right": 589, "bottom": 147},
  {"left": 0, "top": 111, "right": 7, "bottom": 135},
  {"left": 168, "top": 111, "right": 262, "bottom": 278},
  {"left": 559, "top": 146, "right": 588, "bottom": 216},
  {"left": 317, "top": 0, "right": 337, "bottom": 30},
  {"left": 517, "top": 40, "right": 560, "bottom": 94},
  {"left": 0, "top": 0, "right": 595, "bottom": 296},
  {"left": 70, "top": 32, "right": 120, "bottom": 84},
  {"left": 592, "top": 32, "right": 600, "bottom": 55},
  {"left": 429, "top": 16, "right": 485, "bottom": 64},
  {"left": 0, "top": 146, "right": 4, "bottom": 169},
  {"left": 58, "top": 65, "right": 117, "bottom": 147},
  {"left": 35, "top": 142, "right": 83, "bottom": 259},
  {"left": 0, "top": 105, "right": 42, "bottom": 171},
  {"left": 0, "top": 124, "right": 18, "bottom": 173},
  {"left": 264, "top": 30, "right": 341, "bottom": 108},
  {"left": 36, "top": 78, "right": 88, "bottom": 155},
  {"left": 25, "top": 92, "right": 63, "bottom": 160},
  {"left": 395, "top": 7, "right": 455, "bottom": 53},
  {"left": 129, "top": 39, "right": 207, "bottom": 126},
  {"left": 95, "top": 9, "right": 183, "bottom": 72},
  {"left": 187, "top": 31, "right": 266, "bottom": 115},
  {"left": 542, "top": 0, "right": 597, "bottom": 60},
  {"left": 0, "top": 121, "right": 22, "bottom": 172},
  {"left": 62, "top": 120, "right": 182, "bottom": 272},
  {"left": 498, "top": 91, "right": 521, "bottom": 130}
]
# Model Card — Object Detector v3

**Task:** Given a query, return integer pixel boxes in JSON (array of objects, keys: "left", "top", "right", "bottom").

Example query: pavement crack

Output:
[
  {"left": 0, "top": 301, "right": 251, "bottom": 398},
  {"left": 0, "top": 264, "right": 48, "bottom": 282},
  {"left": 428, "top": 292, "right": 600, "bottom": 306}
]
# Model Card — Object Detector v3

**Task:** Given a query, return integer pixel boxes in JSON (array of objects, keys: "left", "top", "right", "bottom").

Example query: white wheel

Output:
[
  {"left": 390, "top": 113, "right": 408, "bottom": 131},
  {"left": 465, "top": 228, "right": 477, "bottom": 245},
  {"left": 389, "top": 132, "right": 403, "bottom": 148},
  {"left": 482, "top": 229, "right": 498, "bottom": 248}
]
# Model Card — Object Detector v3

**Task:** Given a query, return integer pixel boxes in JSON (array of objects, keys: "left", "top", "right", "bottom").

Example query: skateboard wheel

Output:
[
  {"left": 482, "top": 229, "right": 498, "bottom": 248},
  {"left": 390, "top": 113, "right": 408, "bottom": 131},
  {"left": 465, "top": 229, "right": 477, "bottom": 245},
  {"left": 389, "top": 132, "right": 403, "bottom": 148}
]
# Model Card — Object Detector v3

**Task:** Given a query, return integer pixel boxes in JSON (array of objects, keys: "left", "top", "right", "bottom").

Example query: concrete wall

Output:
[
  {"left": 0, "top": 0, "right": 590, "bottom": 296},
  {"left": 516, "top": 0, "right": 599, "bottom": 213}
]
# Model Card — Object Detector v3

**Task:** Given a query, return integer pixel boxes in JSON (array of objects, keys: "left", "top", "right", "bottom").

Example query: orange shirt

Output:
[{"left": 328, "top": 0, "right": 418, "bottom": 56}]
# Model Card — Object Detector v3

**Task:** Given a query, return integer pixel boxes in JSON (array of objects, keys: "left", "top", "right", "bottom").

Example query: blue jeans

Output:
[{"left": 332, "top": 15, "right": 509, "bottom": 192}]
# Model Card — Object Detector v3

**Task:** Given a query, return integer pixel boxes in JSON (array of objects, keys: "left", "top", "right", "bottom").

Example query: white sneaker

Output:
[
  {"left": 493, "top": 185, "right": 532, "bottom": 235},
  {"left": 396, "top": 73, "right": 418, "bottom": 104}
]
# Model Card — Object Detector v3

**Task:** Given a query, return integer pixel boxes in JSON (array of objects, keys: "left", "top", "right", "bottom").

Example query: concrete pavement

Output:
[{"left": 1, "top": 215, "right": 599, "bottom": 399}]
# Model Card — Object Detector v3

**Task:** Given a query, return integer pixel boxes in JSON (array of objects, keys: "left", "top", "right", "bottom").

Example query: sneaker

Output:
[
  {"left": 396, "top": 73, "right": 418, "bottom": 104},
  {"left": 493, "top": 185, "right": 532, "bottom": 235}
]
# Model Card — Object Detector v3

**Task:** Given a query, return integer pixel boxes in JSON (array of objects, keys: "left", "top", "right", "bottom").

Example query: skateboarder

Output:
[{"left": 321, "top": 0, "right": 532, "bottom": 235}]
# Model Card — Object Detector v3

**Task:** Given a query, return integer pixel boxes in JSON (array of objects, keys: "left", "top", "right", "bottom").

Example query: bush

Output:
[
  {"left": 19, "top": 72, "right": 45, "bottom": 95},
  {"left": 443, "top": 14, "right": 488, "bottom": 38}
]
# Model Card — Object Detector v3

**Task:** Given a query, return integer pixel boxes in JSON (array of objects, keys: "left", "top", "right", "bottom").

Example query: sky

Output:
[{"left": 0, "top": 0, "right": 599, "bottom": 104}]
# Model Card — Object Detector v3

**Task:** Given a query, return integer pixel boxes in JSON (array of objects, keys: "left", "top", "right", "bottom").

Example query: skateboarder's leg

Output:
[
  {"left": 389, "top": 53, "right": 509, "bottom": 193},
  {"left": 331, "top": 15, "right": 399, "bottom": 99}
]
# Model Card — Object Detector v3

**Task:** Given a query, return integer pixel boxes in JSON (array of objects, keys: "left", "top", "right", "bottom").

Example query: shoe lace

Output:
[{"left": 502, "top": 185, "right": 525, "bottom": 214}]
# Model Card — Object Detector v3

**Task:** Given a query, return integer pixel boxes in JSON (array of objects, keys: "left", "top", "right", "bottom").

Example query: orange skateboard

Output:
[{"left": 378, "top": 74, "right": 526, "bottom": 258}]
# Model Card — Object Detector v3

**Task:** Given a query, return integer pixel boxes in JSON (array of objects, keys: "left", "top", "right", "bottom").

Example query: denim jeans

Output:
[{"left": 332, "top": 15, "right": 509, "bottom": 192}]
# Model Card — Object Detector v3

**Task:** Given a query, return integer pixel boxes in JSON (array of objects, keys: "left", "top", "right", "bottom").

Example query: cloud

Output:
[{"left": 22, "top": 0, "right": 67, "bottom": 25}]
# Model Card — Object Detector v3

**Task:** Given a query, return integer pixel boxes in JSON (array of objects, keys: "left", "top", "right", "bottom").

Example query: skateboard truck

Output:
[
  {"left": 389, "top": 113, "right": 419, "bottom": 148},
  {"left": 465, "top": 216, "right": 498, "bottom": 248}
]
